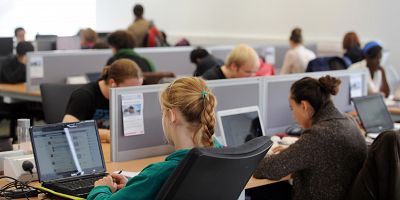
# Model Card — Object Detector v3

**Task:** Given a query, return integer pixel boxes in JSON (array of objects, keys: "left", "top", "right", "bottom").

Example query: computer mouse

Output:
[{"left": 286, "top": 125, "right": 303, "bottom": 136}]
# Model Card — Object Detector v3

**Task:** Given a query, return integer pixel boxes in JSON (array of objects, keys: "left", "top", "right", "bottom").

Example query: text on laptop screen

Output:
[
  {"left": 31, "top": 121, "right": 105, "bottom": 181},
  {"left": 354, "top": 95, "right": 393, "bottom": 132},
  {"left": 219, "top": 108, "right": 263, "bottom": 147}
]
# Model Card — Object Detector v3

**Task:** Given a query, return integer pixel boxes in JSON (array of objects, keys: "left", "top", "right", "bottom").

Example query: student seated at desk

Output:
[
  {"left": 348, "top": 41, "right": 390, "bottom": 97},
  {"left": 202, "top": 44, "right": 259, "bottom": 80},
  {"left": 253, "top": 75, "right": 367, "bottom": 200},
  {"left": 106, "top": 30, "right": 155, "bottom": 72},
  {"left": 87, "top": 77, "right": 219, "bottom": 200},
  {"left": 190, "top": 47, "right": 224, "bottom": 76},
  {"left": 0, "top": 41, "right": 34, "bottom": 83},
  {"left": 63, "top": 59, "right": 143, "bottom": 143}
]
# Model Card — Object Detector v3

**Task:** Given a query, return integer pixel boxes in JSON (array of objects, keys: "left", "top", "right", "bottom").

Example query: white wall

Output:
[
  {"left": 0, "top": 0, "right": 96, "bottom": 40},
  {"left": 96, "top": 0, "right": 400, "bottom": 70}
]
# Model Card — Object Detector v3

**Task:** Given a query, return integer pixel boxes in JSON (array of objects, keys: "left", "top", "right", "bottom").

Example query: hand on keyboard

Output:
[
  {"left": 94, "top": 175, "right": 118, "bottom": 193},
  {"left": 111, "top": 173, "right": 128, "bottom": 190}
]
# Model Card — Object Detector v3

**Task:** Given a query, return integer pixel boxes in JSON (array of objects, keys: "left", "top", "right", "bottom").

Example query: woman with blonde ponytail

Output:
[{"left": 87, "top": 77, "right": 221, "bottom": 200}]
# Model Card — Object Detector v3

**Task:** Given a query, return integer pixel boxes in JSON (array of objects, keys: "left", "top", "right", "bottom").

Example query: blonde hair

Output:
[
  {"left": 81, "top": 28, "right": 98, "bottom": 43},
  {"left": 100, "top": 59, "right": 143, "bottom": 85},
  {"left": 225, "top": 44, "right": 259, "bottom": 69},
  {"left": 160, "top": 77, "right": 217, "bottom": 147}
]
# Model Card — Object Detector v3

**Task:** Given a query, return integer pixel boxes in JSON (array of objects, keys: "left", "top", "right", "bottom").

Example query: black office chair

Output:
[
  {"left": 40, "top": 83, "right": 84, "bottom": 124},
  {"left": 155, "top": 136, "right": 272, "bottom": 200},
  {"left": 346, "top": 130, "right": 400, "bottom": 200}
]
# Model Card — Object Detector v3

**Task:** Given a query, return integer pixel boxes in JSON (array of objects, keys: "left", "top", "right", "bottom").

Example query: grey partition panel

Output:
[
  {"left": 207, "top": 45, "right": 235, "bottom": 61},
  {"left": 264, "top": 70, "right": 366, "bottom": 135},
  {"left": 110, "top": 77, "right": 262, "bottom": 162},
  {"left": 136, "top": 47, "right": 194, "bottom": 75},
  {"left": 27, "top": 50, "right": 112, "bottom": 91},
  {"left": 111, "top": 84, "right": 174, "bottom": 162},
  {"left": 207, "top": 78, "right": 262, "bottom": 137}
]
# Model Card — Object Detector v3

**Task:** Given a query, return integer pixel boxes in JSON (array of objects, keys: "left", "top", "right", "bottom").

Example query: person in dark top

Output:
[
  {"left": 254, "top": 75, "right": 367, "bottom": 200},
  {"left": 106, "top": 30, "right": 155, "bottom": 72},
  {"left": 190, "top": 47, "right": 224, "bottom": 76},
  {"left": 63, "top": 59, "right": 143, "bottom": 142},
  {"left": 0, "top": 42, "right": 34, "bottom": 83},
  {"left": 343, "top": 32, "right": 364, "bottom": 64},
  {"left": 202, "top": 44, "right": 259, "bottom": 80}
]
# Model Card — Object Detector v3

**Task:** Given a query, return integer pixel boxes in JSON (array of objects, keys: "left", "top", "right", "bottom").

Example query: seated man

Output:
[
  {"left": 63, "top": 59, "right": 143, "bottom": 143},
  {"left": 202, "top": 44, "right": 259, "bottom": 80},
  {"left": 190, "top": 47, "right": 224, "bottom": 76},
  {"left": 0, "top": 42, "right": 34, "bottom": 83}
]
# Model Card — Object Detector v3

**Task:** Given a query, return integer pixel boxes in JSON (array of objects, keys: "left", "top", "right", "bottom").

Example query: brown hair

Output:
[
  {"left": 160, "top": 77, "right": 217, "bottom": 147},
  {"left": 107, "top": 30, "right": 135, "bottom": 50},
  {"left": 100, "top": 59, "right": 143, "bottom": 85},
  {"left": 290, "top": 75, "right": 341, "bottom": 116},
  {"left": 290, "top": 27, "right": 303, "bottom": 44},
  {"left": 343, "top": 32, "right": 361, "bottom": 50},
  {"left": 81, "top": 28, "right": 98, "bottom": 43}
]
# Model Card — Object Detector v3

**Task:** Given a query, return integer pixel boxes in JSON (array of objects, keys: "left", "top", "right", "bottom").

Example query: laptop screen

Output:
[
  {"left": 30, "top": 120, "right": 106, "bottom": 182},
  {"left": 352, "top": 94, "right": 394, "bottom": 133},
  {"left": 217, "top": 106, "right": 265, "bottom": 147}
]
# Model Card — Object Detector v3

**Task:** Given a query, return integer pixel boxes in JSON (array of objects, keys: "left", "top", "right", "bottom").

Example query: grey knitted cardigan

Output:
[{"left": 254, "top": 102, "right": 367, "bottom": 200}]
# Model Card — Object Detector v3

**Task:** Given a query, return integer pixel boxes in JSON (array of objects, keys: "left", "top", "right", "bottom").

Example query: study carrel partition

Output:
[
  {"left": 110, "top": 77, "right": 263, "bottom": 162},
  {"left": 262, "top": 69, "right": 369, "bottom": 135},
  {"left": 26, "top": 49, "right": 112, "bottom": 92}
]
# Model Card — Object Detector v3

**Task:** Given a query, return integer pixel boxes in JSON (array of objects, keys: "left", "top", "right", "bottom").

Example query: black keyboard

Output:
[{"left": 43, "top": 175, "right": 105, "bottom": 197}]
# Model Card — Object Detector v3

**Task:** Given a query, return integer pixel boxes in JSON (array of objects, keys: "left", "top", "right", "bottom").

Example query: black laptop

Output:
[
  {"left": 352, "top": 94, "right": 395, "bottom": 134},
  {"left": 30, "top": 120, "right": 107, "bottom": 197}
]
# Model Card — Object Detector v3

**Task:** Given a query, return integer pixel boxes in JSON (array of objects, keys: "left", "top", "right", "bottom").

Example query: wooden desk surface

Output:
[
  {"left": 0, "top": 83, "right": 41, "bottom": 102},
  {"left": 2, "top": 143, "right": 286, "bottom": 199}
]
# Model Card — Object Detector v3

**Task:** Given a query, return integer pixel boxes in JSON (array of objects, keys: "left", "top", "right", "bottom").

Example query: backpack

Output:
[
  {"left": 306, "top": 56, "right": 349, "bottom": 72},
  {"left": 142, "top": 26, "right": 168, "bottom": 47}
]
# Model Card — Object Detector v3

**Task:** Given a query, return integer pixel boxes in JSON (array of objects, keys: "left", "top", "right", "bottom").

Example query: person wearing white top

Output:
[
  {"left": 348, "top": 41, "right": 389, "bottom": 97},
  {"left": 280, "top": 28, "right": 316, "bottom": 75}
]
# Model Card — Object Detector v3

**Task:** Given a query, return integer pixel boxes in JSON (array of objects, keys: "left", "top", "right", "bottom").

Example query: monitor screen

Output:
[
  {"left": 218, "top": 106, "right": 264, "bottom": 147},
  {"left": 353, "top": 94, "right": 393, "bottom": 132},
  {"left": 30, "top": 121, "right": 105, "bottom": 181},
  {"left": 0, "top": 37, "right": 13, "bottom": 56}
]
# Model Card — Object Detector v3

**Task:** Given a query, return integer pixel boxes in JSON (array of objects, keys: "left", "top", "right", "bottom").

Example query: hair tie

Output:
[{"left": 201, "top": 91, "right": 208, "bottom": 99}]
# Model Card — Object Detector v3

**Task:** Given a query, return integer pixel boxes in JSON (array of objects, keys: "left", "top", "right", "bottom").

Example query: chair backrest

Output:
[
  {"left": 346, "top": 130, "right": 400, "bottom": 200},
  {"left": 143, "top": 72, "right": 175, "bottom": 85},
  {"left": 40, "top": 83, "right": 84, "bottom": 124},
  {"left": 155, "top": 136, "right": 272, "bottom": 200}
]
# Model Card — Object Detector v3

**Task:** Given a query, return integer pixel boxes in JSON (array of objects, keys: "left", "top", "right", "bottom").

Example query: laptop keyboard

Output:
[{"left": 43, "top": 175, "right": 106, "bottom": 197}]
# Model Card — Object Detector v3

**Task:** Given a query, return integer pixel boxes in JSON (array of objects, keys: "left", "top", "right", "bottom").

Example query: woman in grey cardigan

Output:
[{"left": 254, "top": 75, "right": 367, "bottom": 200}]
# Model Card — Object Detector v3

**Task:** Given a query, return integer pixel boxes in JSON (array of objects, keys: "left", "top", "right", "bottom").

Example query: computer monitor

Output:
[
  {"left": 352, "top": 94, "right": 394, "bottom": 133},
  {"left": 217, "top": 106, "right": 265, "bottom": 147},
  {"left": 0, "top": 37, "right": 13, "bottom": 56},
  {"left": 36, "top": 35, "right": 57, "bottom": 51},
  {"left": 56, "top": 36, "right": 80, "bottom": 50}
]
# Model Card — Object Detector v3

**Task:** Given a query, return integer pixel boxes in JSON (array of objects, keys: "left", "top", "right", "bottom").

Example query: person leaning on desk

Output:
[
  {"left": 63, "top": 59, "right": 143, "bottom": 143},
  {"left": 87, "top": 77, "right": 221, "bottom": 200},
  {"left": 253, "top": 75, "right": 367, "bottom": 200}
]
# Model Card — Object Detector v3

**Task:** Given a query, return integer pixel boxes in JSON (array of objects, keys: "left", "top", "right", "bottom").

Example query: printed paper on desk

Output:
[
  {"left": 28, "top": 56, "right": 44, "bottom": 78},
  {"left": 121, "top": 93, "right": 145, "bottom": 136}
]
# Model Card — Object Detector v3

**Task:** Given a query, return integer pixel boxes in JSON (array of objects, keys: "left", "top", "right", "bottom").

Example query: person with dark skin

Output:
[
  {"left": 349, "top": 41, "right": 389, "bottom": 97},
  {"left": 365, "top": 44, "right": 390, "bottom": 97}
]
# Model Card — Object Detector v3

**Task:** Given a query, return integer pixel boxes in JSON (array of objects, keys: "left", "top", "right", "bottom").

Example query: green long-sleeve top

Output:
[{"left": 87, "top": 149, "right": 189, "bottom": 200}]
